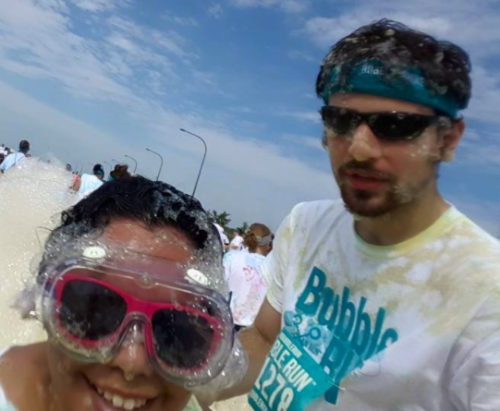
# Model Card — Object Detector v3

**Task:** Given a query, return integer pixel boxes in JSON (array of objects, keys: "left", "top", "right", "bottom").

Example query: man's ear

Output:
[{"left": 441, "top": 119, "right": 465, "bottom": 162}]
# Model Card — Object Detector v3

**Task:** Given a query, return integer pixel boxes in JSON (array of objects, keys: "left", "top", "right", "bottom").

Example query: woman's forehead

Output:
[{"left": 101, "top": 219, "right": 195, "bottom": 262}]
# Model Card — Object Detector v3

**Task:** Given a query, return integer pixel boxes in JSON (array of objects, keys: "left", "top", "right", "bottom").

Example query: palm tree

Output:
[
  {"left": 207, "top": 210, "right": 231, "bottom": 229},
  {"left": 238, "top": 221, "right": 249, "bottom": 234}
]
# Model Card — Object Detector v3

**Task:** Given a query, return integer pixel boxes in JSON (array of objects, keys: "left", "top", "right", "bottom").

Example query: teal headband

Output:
[{"left": 321, "top": 61, "right": 460, "bottom": 118}]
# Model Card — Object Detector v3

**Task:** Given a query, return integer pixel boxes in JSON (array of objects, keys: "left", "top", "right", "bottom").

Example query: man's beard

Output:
[{"left": 335, "top": 161, "right": 433, "bottom": 218}]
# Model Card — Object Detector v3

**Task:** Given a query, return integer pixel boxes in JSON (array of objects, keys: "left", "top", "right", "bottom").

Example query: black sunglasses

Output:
[{"left": 320, "top": 106, "right": 444, "bottom": 141}]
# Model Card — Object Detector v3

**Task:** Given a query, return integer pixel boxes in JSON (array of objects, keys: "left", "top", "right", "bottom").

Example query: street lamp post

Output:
[
  {"left": 146, "top": 148, "right": 163, "bottom": 181},
  {"left": 180, "top": 128, "right": 207, "bottom": 198},
  {"left": 125, "top": 155, "right": 138, "bottom": 173}
]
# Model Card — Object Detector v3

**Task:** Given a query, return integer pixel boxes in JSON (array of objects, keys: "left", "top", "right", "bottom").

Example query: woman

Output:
[
  {"left": 0, "top": 177, "right": 246, "bottom": 411},
  {"left": 109, "top": 164, "right": 132, "bottom": 182},
  {"left": 72, "top": 164, "right": 104, "bottom": 198},
  {"left": 224, "top": 223, "right": 273, "bottom": 331}
]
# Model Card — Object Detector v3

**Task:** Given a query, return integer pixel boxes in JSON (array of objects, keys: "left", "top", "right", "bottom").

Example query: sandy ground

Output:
[{"left": 211, "top": 396, "right": 252, "bottom": 411}]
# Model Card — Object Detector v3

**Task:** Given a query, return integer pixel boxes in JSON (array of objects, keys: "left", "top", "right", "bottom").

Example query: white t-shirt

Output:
[
  {"left": 0, "top": 153, "right": 25, "bottom": 173},
  {"left": 224, "top": 250, "right": 268, "bottom": 326},
  {"left": 78, "top": 173, "right": 103, "bottom": 197},
  {"left": 214, "top": 223, "right": 230, "bottom": 245},
  {"left": 249, "top": 200, "right": 500, "bottom": 411},
  {"left": 230, "top": 235, "right": 244, "bottom": 250}
]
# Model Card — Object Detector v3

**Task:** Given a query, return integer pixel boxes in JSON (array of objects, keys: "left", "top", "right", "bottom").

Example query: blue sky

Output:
[{"left": 0, "top": 0, "right": 498, "bottom": 234}]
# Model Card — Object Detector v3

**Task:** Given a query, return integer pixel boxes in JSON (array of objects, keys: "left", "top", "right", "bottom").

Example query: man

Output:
[
  {"left": 219, "top": 20, "right": 500, "bottom": 411},
  {"left": 0, "top": 140, "right": 30, "bottom": 173},
  {"left": 72, "top": 163, "right": 104, "bottom": 197}
]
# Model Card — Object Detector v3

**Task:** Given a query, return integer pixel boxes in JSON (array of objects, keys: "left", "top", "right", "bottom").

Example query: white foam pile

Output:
[{"left": 0, "top": 157, "right": 76, "bottom": 348}]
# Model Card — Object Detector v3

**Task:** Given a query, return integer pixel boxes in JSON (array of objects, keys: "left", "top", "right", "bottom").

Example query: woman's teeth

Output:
[{"left": 96, "top": 387, "right": 148, "bottom": 410}]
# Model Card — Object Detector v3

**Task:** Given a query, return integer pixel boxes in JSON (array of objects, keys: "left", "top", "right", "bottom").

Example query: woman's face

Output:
[{"left": 46, "top": 219, "right": 197, "bottom": 411}]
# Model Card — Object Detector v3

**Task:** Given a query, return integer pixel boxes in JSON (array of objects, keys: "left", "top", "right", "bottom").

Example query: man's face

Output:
[{"left": 326, "top": 93, "right": 450, "bottom": 218}]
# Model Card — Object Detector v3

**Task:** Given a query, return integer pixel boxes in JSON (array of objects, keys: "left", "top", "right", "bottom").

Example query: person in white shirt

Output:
[
  {"left": 0, "top": 140, "right": 30, "bottom": 173},
  {"left": 214, "top": 223, "right": 230, "bottom": 250},
  {"left": 229, "top": 229, "right": 244, "bottom": 250},
  {"left": 224, "top": 223, "right": 273, "bottom": 331},
  {"left": 216, "top": 20, "right": 500, "bottom": 411},
  {"left": 72, "top": 163, "right": 104, "bottom": 197}
]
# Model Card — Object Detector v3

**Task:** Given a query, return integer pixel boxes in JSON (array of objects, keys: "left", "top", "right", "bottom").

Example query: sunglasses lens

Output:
[
  {"left": 152, "top": 308, "right": 214, "bottom": 369},
  {"left": 60, "top": 280, "right": 127, "bottom": 340},
  {"left": 321, "top": 106, "right": 357, "bottom": 135},
  {"left": 371, "top": 113, "right": 433, "bottom": 140}
]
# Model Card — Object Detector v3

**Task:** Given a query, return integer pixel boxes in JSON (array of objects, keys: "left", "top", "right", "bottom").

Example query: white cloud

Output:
[
  {"left": 465, "top": 65, "right": 500, "bottom": 124},
  {"left": 107, "top": 16, "right": 194, "bottom": 60},
  {"left": 462, "top": 128, "right": 482, "bottom": 142},
  {"left": 230, "top": 0, "right": 308, "bottom": 13},
  {"left": 208, "top": 3, "right": 224, "bottom": 19},
  {"left": 288, "top": 50, "right": 315, "bottom": 62},
  {"left": 229, "top": 106, "right": 254, "bottom": 114},
  {"left": 281, "top": 134, "right": 324, "bottom": 152},
  {"left": 283, "top": 111, "right": 320, "bottom": 123},
  {"left": 0, "top": 0, "right": 208, "bottom": 109},
  {"left": 0, "top": 0, "right": 140, "bottom": 105},
  {"left": 459, "top": 141, "right": 500, "bottom": 171},
  {"left": 163, "top": 13, "right": 199, "bottom": 28},
  {"left": 70, "top": 0, "right": 129, "bottom": 12}
]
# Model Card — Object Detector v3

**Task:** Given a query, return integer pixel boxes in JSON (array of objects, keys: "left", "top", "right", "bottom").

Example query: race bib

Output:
[{"left": 249, "top": 328, "right": 334, "bottom": 411}]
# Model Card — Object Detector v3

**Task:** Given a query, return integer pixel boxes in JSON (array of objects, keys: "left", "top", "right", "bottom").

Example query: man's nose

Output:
[{"left": 348, "top": 123, "right": 382, "bottom": 162}]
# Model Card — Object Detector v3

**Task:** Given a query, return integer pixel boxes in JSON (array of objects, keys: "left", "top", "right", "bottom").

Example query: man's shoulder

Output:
[
  {"left": 444, "top": 209, "right": 500, "bottom": 279},
  {"left": 449, "top": 209, "right": 500, "bottom": 255}
]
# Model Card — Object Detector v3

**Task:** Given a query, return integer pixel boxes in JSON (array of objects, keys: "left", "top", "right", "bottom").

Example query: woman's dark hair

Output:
[
  {"left": 316, "top": 19, "right": 472, "bottom": 110},
  {"left": 110, "top": 164, "right": 131, "bottom": 180},
  {"left": 243, "top": 223, "right": 272, "bottom": 253},
  {"left": 93, "top": 164, "right": 105, "bottom": 178},
  {"left": 40, "top": 177, "right": 220, "bottom": 274}
]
